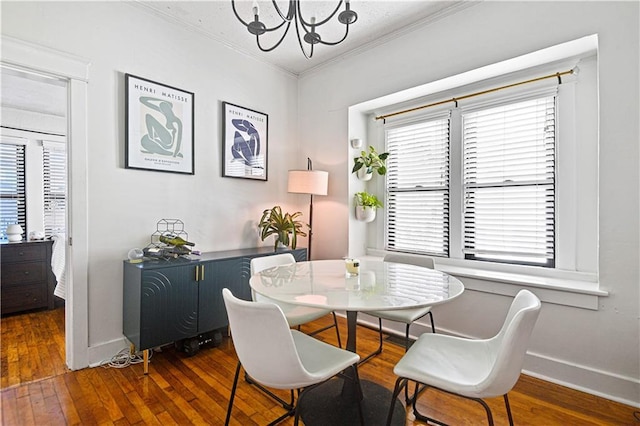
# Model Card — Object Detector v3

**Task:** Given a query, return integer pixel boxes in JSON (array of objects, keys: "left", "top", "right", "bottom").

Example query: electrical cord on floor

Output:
[
  {"left": 100, "top": 347, "right": 152, "bottom": 369},
  {"left": 634, "top": 410, "right": 640, "bottom": 422}
]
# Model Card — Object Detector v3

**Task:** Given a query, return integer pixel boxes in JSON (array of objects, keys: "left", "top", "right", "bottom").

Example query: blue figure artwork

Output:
[
  {"left": 139, "top": 96, "right": 183, "bottom": 158},
  {"left": 231, "top": 118, "right": 261, "bottom": 167}
]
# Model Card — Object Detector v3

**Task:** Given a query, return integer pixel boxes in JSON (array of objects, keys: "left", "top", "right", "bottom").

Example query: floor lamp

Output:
[{"left": 287, "top": 158, "right": 328, "bottom": 260}]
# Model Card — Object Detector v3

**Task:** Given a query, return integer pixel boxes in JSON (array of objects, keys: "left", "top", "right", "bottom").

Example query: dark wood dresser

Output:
[{"left": 1, "top": 240, "right": 55, "bottom": 315}]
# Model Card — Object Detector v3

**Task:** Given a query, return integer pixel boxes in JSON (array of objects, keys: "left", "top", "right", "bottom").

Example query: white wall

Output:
[
  {"left": 1, "top": 2, "right": 308, "bottom": 355},
  {"left": 2, "top": 0, "right": 638, "bottom": 407},
  {"left": 298, "top": 1, "right": 639, "bottom": 405}
]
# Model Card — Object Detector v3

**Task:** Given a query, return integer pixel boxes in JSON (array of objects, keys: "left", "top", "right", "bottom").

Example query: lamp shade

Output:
[
  {"left": 6, "top": 224, "right": 23, "bottom": 242},
  {"left": 287, "top": 170, "right": 328, "bottom": 196}
]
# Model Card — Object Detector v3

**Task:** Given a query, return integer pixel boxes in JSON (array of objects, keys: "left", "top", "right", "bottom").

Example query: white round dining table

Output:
[
  {"left": 249, "top": 258, "right": 465, "bottom": 425},
  {"left": 249, "top": 258, "right": 465, "bottom": 353}
]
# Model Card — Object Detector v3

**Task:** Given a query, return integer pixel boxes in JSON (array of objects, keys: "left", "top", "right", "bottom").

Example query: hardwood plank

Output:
[
  {"left": 51, "top": 373, "right": 82, "bottom": 425},
  {"left": 1, "top": 308, "right": 638, "bottom": 426}
]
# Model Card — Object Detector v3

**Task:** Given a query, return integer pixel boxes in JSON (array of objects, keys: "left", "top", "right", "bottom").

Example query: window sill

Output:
[{"left": 365, "top": 250, "right": 607, "bottom": 310}]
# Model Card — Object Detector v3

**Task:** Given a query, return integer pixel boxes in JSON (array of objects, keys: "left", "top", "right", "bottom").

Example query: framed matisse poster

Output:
[
  {"left": 125, "top": 74, "right": 195, "bottom": 174},
  {"left": 222, "top": 102, "right": 268, "bottom": 181}
]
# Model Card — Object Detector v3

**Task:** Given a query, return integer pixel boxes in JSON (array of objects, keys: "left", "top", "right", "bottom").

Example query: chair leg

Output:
[
  {"left": 245, "top": 373, "right": 295, "bottom": 410},
  {"left": 308, "top": 312, "right": 342, "bottom": 347},
  {"left": 332, "top": 311, "right": 342, "bottom": 348},
  {"left": 359, "top": 317, "right": 384, "bottom": 364},
  {"left": 504, "top": 394, "right": 514, "bottom": 426},
  {"left": 473, "top": 397, "right": 494, "bottom": 426},
  {"left": 385, "top": 377, "right": 408, "bottom": 426},
  {"left": 225, "top": 362, "right": 242, "bottom": 426}
]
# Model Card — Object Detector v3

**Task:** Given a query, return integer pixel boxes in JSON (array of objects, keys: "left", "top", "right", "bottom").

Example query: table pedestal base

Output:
[{"left": 298, "top": 379, "right": 405, "bottom": 425}]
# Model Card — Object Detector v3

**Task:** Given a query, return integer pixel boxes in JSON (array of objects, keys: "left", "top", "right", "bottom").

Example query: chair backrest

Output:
[
  {"left": 250, "top": 253, "right": 296, "bottom": 302},
  {"left": 479, "top": 289, "right": 541, "bottom": 397},
  {"left": 222, "top": 288, "right": 313, "bottom": 389},
  {"left": 384, "top": 253, "right": 434, "bottom": 269},
  {"left": 251, "top": 253, "right": 296, "bottom": 275}
]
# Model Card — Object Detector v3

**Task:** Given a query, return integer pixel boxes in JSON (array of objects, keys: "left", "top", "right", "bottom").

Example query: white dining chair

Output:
[
  {"left": 222, "top": 288, "right": 364, "bottom": 425},
  {"left": 251, "top": 253, "right": 342, "bottom": 347},
  {"left": 385, "top": 289, "right": 542, "bottom": 426},
  {"left": 360, "top": 253, "right": 436, "bottom": 364}
]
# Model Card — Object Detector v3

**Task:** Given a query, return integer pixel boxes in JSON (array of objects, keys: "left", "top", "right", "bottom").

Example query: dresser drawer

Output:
[
  {"left": 1, "top": 262, "right": 46, "bottom": 285},
  {"left": 1, "top": 243, "right": 46, "bottom": 263},
  {"left": 1, "top": 283, "right": 48, "bottom": 314}
]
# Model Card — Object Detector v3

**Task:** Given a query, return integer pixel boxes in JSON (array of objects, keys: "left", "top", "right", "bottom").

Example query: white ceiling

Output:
[{"left": 134, "top": 0, "right": 467, "bottom": 75}]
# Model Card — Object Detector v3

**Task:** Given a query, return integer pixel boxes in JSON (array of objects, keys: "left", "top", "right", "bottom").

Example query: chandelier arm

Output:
[
  {"left": 256, "top": 21, "right": 294, "bottom": 53},
  {"left": 271, "top": 0, "right": 296, "bottom": 21},
  {"left": 316, "top": 25, "right": 351, "bottom": 46},
  {"left": 230, "top": 0, "right": 251, "bottom": 26},
  {"left": 294, "top": 13, "right": 314, "bottom": 59},
  {"left": 297, "top": 0, "right": 343, "bottom": 27},
  {"left": 260, "top": 20, "right": 289, "bottom": 33}
]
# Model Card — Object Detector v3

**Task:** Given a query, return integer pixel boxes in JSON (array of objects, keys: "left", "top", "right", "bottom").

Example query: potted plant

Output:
[
  {"left": 352, "top": 146, "right": 389, "bottom": 181},
  {"left": 258, "top": 205, "right": 308, "bottom": 250},
  {"left": 354, "top": 191, "right": 383, "bottom": 222}
]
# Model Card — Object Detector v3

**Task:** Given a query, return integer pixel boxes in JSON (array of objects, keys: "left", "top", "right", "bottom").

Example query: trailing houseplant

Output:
[
  {"left": 352, "top": 146, "right": 389, "bottom": 180},
  {"left": 354, "top": 191, "right": 383, "bottom": 222},
  {"left": 258, "top": 205, "right": 308, "bottom": 250}
]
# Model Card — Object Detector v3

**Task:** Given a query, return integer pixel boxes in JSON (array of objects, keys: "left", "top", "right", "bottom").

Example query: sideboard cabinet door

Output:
[{"left": 139, "top": 265, "right": 199, "bottom": 349}]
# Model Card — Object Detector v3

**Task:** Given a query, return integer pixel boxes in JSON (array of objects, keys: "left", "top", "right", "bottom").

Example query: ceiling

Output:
[{"left": 134, "top": 0, "right": 467, "bottom": 75}]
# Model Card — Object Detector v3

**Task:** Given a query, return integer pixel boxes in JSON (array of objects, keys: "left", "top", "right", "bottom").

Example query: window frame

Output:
[{"left": 366, "top": 57, "right": 598, "bottom": 286}]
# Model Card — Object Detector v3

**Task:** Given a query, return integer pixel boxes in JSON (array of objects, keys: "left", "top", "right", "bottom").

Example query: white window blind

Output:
[
  {"left": 386, "top": 116, "right": 450, "bottom": 256},
  {"left": 462, "top": 95, "right": 556, "bottom": 266},
  {"left": 43, "top": 141, "right": 66, "bottom": 236},
  {"left": 0, "top": 142, "right": 27, "bottom": 239}
]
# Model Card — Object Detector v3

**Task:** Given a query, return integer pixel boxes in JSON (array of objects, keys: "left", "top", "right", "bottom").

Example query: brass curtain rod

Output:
[{"left": 375, "top": 68, "right": 576, "bottom": 122}]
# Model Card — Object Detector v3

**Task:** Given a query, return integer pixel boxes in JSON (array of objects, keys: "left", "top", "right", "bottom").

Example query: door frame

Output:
[{"left": 2, "top": 35, "right": 91, "bottom": 370}]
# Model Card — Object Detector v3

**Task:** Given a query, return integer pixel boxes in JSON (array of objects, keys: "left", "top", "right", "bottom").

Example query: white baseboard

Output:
[
  {"left": 353, "top": 312, "right": 640, "bottom": 408},
  {"left": 87, "top": 337, "right": 130, "bottom": 368}
]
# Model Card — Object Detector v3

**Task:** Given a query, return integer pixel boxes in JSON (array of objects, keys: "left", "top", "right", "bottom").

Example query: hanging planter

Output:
[
  {"left": 354, "top": 191, "right": 383, "bottom": 222},
  {"left": 355, "top": 205, "right": 377, "bottom": 222},
  {"left": 352, "top": 146, "right": 389, "bottom": 180},
  {"left": 356, "top": 167, "right": 373, "bottom": 181}
]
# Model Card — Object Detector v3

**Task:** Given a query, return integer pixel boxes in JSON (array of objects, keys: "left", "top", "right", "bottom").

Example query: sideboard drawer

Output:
[
  {"left": 1, "top": 262, "right": 46, "bottom": 285},
  {"left": 1, "top": 243, "right": 46, "bottom": 264},
  {"left": 1, "top": 283, "right": 48, "bottom": 313}
]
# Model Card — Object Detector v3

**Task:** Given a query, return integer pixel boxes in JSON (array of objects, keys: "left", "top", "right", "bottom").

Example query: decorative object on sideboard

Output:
[
  {"left": 230, "top": 0, "right": 358, "bottom": 59},
  {"left": 29, "top": 230, "right": 45, "bottom": 240},
  {"left": 288, "top": 157, "right": 328, "bottom": 259},
  {"left": 354, "top": 191, "right": 383, "bottom": 223},
  {"left": 6, "top": 224, "right": 23, "bottom": 242},
  {"left": 127, "top": 248, "right": 144, "bottom": 264},
  {"left": 258, "top": 206, "right": 308, "bottom": 251},
  {"left": 124, "top": 74, "right": 195, "bottom": 175},
  {"left": 143, "top": 219, "right": 197, "bottom": 260},
  {"left": 352, "top": 146, "right": 389, "bottom": 181},
  {"left": 222, "top": 102, "right": 268, "bottom": 181}
]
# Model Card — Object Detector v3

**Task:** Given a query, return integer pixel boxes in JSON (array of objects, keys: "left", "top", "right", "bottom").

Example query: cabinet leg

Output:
[{"left": 143, "top": 349, "right": 149, "bottom": 375}]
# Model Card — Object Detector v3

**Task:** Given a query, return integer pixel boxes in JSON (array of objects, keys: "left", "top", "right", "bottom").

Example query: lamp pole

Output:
[{"left": 306, "top": 158, "right": 314, "bottom": 260}]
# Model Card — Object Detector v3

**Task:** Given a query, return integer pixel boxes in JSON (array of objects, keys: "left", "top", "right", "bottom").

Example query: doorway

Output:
[
  {"left": 0, "top": 65, "right": 68, "bottom": 386},
  {"left": 1, "top": 35, "right": 90, "bottom": 371}
]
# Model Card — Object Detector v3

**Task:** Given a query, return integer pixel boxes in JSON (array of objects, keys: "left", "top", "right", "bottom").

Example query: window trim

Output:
[{"left": 351, "top": 36, "right": 601, "bottom": 307}]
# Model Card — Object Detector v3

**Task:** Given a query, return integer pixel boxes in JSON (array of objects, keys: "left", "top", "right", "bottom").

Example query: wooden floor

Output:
[{"left": 1, "top": 308, "right": 637, "bottom": 425}]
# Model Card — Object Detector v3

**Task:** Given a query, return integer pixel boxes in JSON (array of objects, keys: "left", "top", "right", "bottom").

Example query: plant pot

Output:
[
  {"left": 357, "top": 167, "right": 373, "bottom": 181},
  {"left": 355, "top": 205, "right": 376, "bottom": 222}
]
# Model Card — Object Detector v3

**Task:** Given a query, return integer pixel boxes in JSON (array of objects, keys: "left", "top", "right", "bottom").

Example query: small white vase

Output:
[
  {"left": 355, "top": 206, "right": 376, "bottom": 222},
  {"left": 357, "top": 168, "right": 373, "bottom": 181}
]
